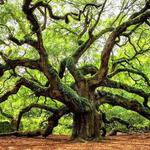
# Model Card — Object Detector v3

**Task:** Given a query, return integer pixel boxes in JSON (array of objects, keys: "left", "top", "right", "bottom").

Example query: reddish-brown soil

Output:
[{"left": 0, "top": 133, "right": 150, "bottom": 150}]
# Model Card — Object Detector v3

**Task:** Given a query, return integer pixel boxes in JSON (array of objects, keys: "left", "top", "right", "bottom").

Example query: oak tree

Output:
[{"left": 0, "top": 0, "right": 150, "bottom": 140}]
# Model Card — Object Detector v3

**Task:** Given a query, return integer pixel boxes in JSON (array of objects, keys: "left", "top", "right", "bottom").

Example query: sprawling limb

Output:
[
  {"left": 0, "top": 78, "right": 48, "bottom": 103},
  {"left": 103, "top": 79, "right": 150, "bottom": 98},
  {"left": 0, "top": 62, "right": 92, "bottom": 114},
  {"left": 102, "top": 79, "right": 150, "bottom": 108},
  {"left": 59, "top": 27, "right": 113, "bottom": 80},
  {"left": 22, "top": 0, "right": 46, "bottom": 55},
  {"left": 101, "top": 111, "right": 130, "bottom": 128},
  {"left": 100, "top": 111, "right": 130, "bottom": 136},
  {"left": 88, "top": 0, "right": 107, "bottom": 36},
  {"left": 0, "top": 52, "right": 40, "bottom": 76},
  {"left": 108, "top": 68, "right": 150, "bottom": 86},
  {"left": 30, "top": 1, "right": 78, "bottom": 24},
  {"left": 30, "top": 1, "right": 104, "bottom": 25},
  {"left": 72, "top": 27, "right": 114, "bottom": 63},
  {"left": 129, "top": 1, "right": 150, "bottom": 19},
  {"left": 89, "top": 8, "right": 150, "bottom": 87},
  {"left": 111, "top": 33, "right": 150, "bottom": 72},
  {"left": 43, "top": 106, "right": 69, "bottom": 137},
  {"left": 22, "top": 0, "right": 59, "bottom": 82},
  {"left": 0, "top": 106, "right": 69, "bottom": 137},
  {"left": 96, "top": 91, "right": 150, "bottom": 120},
  {"left": 0, "top": 107, "right": 21, "bottom": 131},
  {"left": 21, "top": 2, "right": 92, "bottom": 112},
  {"left": 106, "top": 117, "right": 130, "bottom": 128},
  {"left": 58, "top": 1, "right": 113, "bottom": 80},
  {"left": 0, "top": 130, "right": 43, "bottom": 137},
  {"left": 16, "top": 103, "right": 58, "bottom": 130}
]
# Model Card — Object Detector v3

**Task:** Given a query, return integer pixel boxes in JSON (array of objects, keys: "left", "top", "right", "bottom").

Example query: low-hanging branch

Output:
[
  {"left": 107, "top": 117, "right": 130, "bottom": 128},
  {"left": 102, "top": 79, "right": 150, "bottom": 107},
  {"left": 0, "top": 78, "right": 48, "bottom": 104},
  {"left": 100, "top": 111, "right": 131, "bottom": 136},
  {"left": 0, "top": 129, "right": 44, "bottom": 137},
  {"left": 0, "top": 106, "right": 70, "bottom": 138},
  {"left": 16, "top": 103, "right": 59, "bottom": 130},
  {"left": 43, "top": 106, "right": 70, "bottom": 137},
  {"left": 96, "top": 91, "right": 150, "bottom": 120},
  {"left": 101, "top": 111, "right": 130, "bottom": 127},
  {"left": 0, "top": 52, "right": 40, "bottom": 76}
]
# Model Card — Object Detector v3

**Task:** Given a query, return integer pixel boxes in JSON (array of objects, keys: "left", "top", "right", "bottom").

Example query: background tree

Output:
[{"left": 0, "top": 0, "right": 150, "bottom": 141}]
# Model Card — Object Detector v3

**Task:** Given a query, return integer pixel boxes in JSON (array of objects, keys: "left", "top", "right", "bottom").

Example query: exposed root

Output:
[{"left": 69, "top": 137, "right": 88, "bottom": 143}]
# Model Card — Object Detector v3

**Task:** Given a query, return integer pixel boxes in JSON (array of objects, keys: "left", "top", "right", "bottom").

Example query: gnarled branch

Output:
[
  {"left": 96, "top": 91, "right": 150, "bottom": 120},
  {"left": 16, "top": 103, "right": 58, "bottom": 131},
  {"left": 108, "top": 68, "right": 150, "bottom": 86},
  {"left": 0, "top": 78, "right": 48, "bottom": 104}
]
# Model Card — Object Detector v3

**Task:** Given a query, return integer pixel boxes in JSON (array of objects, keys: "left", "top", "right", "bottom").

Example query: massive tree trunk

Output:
[
  {"left": 70, "top": 79, "right": 103, "bottom": 140},
  {"left": 72, "top": 109, "right": 101, "bottom": 140},
  {"left": 71, "top": 84, "right": 102, "bottom": 141}
]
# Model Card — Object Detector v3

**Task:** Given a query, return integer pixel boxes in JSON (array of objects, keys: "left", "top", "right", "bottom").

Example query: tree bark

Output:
[{"left": 72, "top": 108, "right": 102, "bottom": 140}]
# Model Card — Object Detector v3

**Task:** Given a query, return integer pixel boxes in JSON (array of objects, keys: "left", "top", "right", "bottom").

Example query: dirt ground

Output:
[{"left": 0, "top": 133, "right": 150, "bottom": 150}]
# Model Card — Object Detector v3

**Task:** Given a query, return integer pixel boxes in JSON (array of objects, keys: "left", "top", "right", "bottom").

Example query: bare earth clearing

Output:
[{"left": 0, "top": 133, "right": 149, "bottom": 150}]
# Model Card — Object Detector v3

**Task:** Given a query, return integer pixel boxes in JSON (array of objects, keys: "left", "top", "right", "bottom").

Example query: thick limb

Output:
[
  {"left": 16, "top": 103, "right": 58, "bottom": 130},
  {"left": 42, "top": 106, "right": 70, "bottom": 137},
  {"left": 100, "top": 110, "right": 130, "bottom": 136},
  {"left": 89, "top": 10, "right": 150, "bottom": 87},
  {"left": 108, "top": 68, "right": 150, "bottom": 86},
  {"left": 96, "top": 91, "right": 150, "bottom": 120},
  {"left": 0, "top": 52, "right": 40, "bottom": 77},
  {"left": 0, "top": 78, "right": 48, "bottom": 103},
  {"left": 0, "top": 106, "right": 69, "bottom": 137},
  {"left": 102, "top": 79, "right": 150, "bottom": 107}
]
